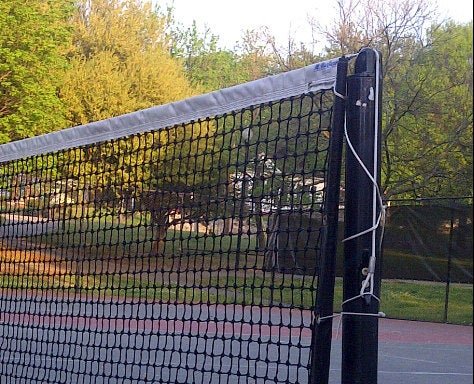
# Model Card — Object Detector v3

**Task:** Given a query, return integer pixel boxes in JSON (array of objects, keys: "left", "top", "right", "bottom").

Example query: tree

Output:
[
  {"left": 170, "top": 20, "right": 251, "bottom": 91},
  {"left": 385, "top": 22, "right": 473, "bottom": 197},
  {"left": 58, "top": 1, "right": 227, "bottom": 255},
  {"left": 245, "top": 27, "right": 323, "bottom": 73},
  {"left": 314, "top": 0, "right": 473, "bottom": 198},
  {"left": 0, "top": 0, "right": 72, "bottom": 144},
  {"left": 59, "top": 0, "right": 198, "bottom": 205},
  {"left": 60, "top": 0, "right": 194, "bottom": 126}
]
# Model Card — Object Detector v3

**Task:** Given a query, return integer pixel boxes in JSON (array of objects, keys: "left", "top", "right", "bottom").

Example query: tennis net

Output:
[{"left": 0, "top": 56, "right": 347, "bottom": 383}]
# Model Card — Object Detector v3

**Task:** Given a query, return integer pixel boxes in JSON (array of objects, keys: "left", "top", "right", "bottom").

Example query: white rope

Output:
[
  {"left": 317, "top": 310, "right": 386, "bottom": 325},
  {"left": 315, "top": 51, "right": 386, "bottom": 333},
  {"left": 317, "top": 309, "right": 386, "bottom": 340},
  {"left": 333, "top": 88, "right": 346, "bottom": 100}
]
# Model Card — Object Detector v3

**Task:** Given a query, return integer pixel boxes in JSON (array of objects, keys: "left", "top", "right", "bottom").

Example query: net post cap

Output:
[{"left": 355, "top": 48, "right": 379, "bottom": 75}]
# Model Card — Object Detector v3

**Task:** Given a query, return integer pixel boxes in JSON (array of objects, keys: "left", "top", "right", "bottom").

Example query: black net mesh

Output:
[{"left": 0, "top": 90, "right": 338, "bottom": 383}]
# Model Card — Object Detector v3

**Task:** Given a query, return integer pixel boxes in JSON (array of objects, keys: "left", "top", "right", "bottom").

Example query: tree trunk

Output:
[
  {"left": 151, "top": 224, "right": 168, "bottom": 256},
  {"left": 222, "top": 217, "right": 233, "bottom": 235},
  {"left": 253, "top": 158, "right": 267, "bottom": 253}
]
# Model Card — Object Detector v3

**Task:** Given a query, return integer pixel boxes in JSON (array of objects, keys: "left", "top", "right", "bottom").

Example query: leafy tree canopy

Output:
[
  {"left": 60, "top": 0, "right": 194, "bottom": 126},
  {"left": 0, "top": 0, "right": 72, "bottom": 144},
  {"left": 316, "top": 0, "right": 473, "bottom": 198}
]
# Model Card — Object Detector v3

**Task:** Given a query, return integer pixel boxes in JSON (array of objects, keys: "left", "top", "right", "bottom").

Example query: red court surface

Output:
[{"left": 376, "top": 317, "right": 472, "bottom": 345}]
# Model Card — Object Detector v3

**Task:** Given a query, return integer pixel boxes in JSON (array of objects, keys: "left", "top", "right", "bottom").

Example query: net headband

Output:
[{"left": 0, "top": 57, "right": 340, "bottom": 163}]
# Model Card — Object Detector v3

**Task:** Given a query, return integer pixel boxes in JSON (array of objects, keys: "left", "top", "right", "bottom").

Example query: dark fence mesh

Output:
[
  {"left": 0, "top": 91, "right": 337, "bottom": 383},
  {"left": 331, "top": 199, "right": 473, "bottom": 284},
  {"left": 380, "top": 198, "right": 473, "bottom": 323},
  {"left": 382, "top": 198, "right": 473, "bottom": 284},
  {"left": 329, "top": 199, "right": 472, "bottom": 323}
]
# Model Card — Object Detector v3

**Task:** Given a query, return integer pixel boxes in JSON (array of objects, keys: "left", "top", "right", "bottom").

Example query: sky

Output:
[{"left": 165, "top": 0, "right": 473, "bottom": 50}]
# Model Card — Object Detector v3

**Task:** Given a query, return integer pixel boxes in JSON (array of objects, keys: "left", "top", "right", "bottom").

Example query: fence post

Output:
[
  {"left": 342, "top": 48, "right": 383, "bottom": 384},
  {"left": 444, "top": 206, "right": 455, "bottom": 323}
]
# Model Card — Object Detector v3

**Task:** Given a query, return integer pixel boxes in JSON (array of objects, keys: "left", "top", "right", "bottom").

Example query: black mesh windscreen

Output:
[
  {"left": 0, "top": 91, "right": 338, "bottom": 383},
  {"left": 382, "top": 200, "right": 473, "bottom": 284}
]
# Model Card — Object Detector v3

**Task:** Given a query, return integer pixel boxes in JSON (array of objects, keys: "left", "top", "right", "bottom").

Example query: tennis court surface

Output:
[{"left": 0, "top": 298, "right": 471, "bottom": 383}]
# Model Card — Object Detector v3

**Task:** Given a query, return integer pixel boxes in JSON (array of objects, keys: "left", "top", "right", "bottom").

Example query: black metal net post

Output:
[
  {"left": 342, "top": 48, "right": 383, "bottom": 384},
  {"left": 309, "top": 56, "right": 348, "bottom": 384}
]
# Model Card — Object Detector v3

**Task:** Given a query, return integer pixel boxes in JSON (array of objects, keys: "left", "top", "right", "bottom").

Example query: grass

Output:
[
  {"left": 380, "top": 280, "right": 473, "bottom": 324},
  {"left": 0, "top": 269, "right": 471, "bottom": 325},
  {"left": 380, "top": 249, "right": 472, "bottom": 283},
  {"left": 38, "top": 217, "right": 471, "bottom": 283},
  {"left": 38, "top": 217, "right": 258, "bottom": 260}
]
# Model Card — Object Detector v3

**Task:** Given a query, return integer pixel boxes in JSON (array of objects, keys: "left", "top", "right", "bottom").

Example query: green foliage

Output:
[
  {"left": 170, "top": 21, "right": 252, "bottom": 91},
  {"left": 236, "top": 28, "right": 280, "bottom": 80},
  {"left": 65, "top": 120, "right": 218, "bottom": 191},
  {"left": 384, "top": 22, "right": 473, "bottom": 197},
  {"left": 319, "top": 0, "right": 473, "bottom": 198},
  {"left": 60, "top": 0, "right": 194, "bottom": 126},
  {"left": 1, "top": 0, "right": 471, "bottom": 205},
  {"left": 0, "top": 0, "right": 72, "bottom": 143},
  {"left": 57, "top": 0, "right": 217, "bottom": 218}
]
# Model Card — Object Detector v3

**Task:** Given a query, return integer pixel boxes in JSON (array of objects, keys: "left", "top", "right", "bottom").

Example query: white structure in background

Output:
[
  {"left": 49, "top": 180, "right": 76, "bottom": 206},
  {"left": 230, "top": 154, "right": 325, "bottom": 214}
]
